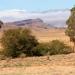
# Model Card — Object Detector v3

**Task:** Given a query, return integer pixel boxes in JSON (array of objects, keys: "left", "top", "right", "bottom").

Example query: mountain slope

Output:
[{"left": 6, "top": 18, "right": 55, "bottom": 29}]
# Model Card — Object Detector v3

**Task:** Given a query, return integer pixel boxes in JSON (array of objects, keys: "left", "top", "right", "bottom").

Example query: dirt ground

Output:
[
  {"left": 0, "top": 66, "right": 75, "bottom": 75},
  {"left": 0, "top": 53, "right": 75, "bottom": 75}
]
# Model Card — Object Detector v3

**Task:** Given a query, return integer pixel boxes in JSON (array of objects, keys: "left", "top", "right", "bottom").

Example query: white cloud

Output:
[{"left": 0, "top": 9, "right": 71, "bottom": 27}]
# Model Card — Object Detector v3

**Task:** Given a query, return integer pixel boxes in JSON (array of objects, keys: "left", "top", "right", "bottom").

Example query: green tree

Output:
[
  {"left": 0, "top": 28, "right": 38, "bottom": 58},
  {"left": 66, "top": 6, "right": 75, "bottom": 51}
]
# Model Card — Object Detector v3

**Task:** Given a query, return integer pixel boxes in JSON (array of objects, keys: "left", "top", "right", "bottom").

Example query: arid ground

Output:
[
  {"left": 0, "top": 53, "right": 75, "bottom": 75},
  {"left": 0, "top": 28, "right": 74, "bottom": 75},
  {"left": 32, "top": 28, "right": 72, "bottom": 45}
]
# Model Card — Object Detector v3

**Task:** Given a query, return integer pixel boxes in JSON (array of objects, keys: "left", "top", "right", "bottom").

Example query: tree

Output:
[
  {"left": 66, "top": 6, "right": 75, "bottom": 51},
  {"left": 0, "top": 20, "right": 3, "bottom": 28},
  {"left": 0, "top": 28, "right": 38, "bottom": 58}
]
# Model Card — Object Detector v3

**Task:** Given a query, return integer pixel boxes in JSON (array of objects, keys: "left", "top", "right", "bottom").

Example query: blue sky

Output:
[{"left": 0, "top": 0, "right": 75, "bottom": 11}]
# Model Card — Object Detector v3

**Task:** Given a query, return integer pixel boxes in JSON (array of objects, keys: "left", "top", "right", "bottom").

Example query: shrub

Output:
[
  {"left": 32, "top": 40, "right": 72, "bottom": 56},
  {"left": 32, "top": 43, "right": 49, "bottom": 56},
  {"left": 49, "top": 40, "right": 72, "bottom": 55},
  {"left": 0, "top": 28, "right": 38, "bottom": 58}
]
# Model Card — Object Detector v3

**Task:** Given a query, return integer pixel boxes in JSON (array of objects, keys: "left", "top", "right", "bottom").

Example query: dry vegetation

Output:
[
  {"left": 0, "top": 27, "right": 74, "bottom": 75},
  {"left": 32, "top": 28, "right": 72, "bottom": 45},
  {"left": 0, "top": 28, "right": 73, "bottom": 50}
]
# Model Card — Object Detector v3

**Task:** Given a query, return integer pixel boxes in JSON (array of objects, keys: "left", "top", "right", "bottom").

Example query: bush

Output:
[
  {"left": 32, "top": 40, "right": 72, "bottom": 56},
  {"left": 0, "top": 28, "right": 38, "bottom": 58},
  {"left": 0, "top": 28, "right": 72, "bottom": 58},
  {"left": 49, "top": 40, "right": 72, "bottom": 55},
  {"left": 32, "top": 43, "right": 49, "bottom": 56}
]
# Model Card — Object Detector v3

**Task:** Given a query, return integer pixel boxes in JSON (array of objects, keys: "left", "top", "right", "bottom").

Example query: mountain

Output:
[
  {"left": 12, "top": 18, "right": 43, "bottom": 26},
  {"left": 6, "top": 18, "right": 55, "bottom": 29},
  {"left": 0, "top": 9, "right": 70, "bottom": 27}
]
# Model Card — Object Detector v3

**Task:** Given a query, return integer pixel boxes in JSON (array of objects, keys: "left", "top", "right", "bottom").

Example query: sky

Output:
[{"left": 0, "top": 0, "right": 75, "bottom": 11}]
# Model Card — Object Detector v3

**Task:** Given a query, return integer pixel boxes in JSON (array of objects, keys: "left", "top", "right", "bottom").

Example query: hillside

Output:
[{"left": 6, "top": 18, "right": 56, "bottom": 29}]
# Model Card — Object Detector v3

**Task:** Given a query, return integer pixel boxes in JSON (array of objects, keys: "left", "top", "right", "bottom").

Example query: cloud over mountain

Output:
[{"left": 0, "top": 9, "right": 71, "bottom": 27}]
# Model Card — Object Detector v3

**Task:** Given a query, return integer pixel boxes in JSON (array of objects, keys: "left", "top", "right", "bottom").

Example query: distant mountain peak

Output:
[{"left": 12, "top": 18, "right": 43, "bottom": 26}]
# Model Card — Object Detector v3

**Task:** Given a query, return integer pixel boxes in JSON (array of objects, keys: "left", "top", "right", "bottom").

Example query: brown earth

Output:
[
  {"left": 31, "top": 28, "right": 73, "bottom": 46},
  {"left": 0, "top": 53, "right": 75, "bottom": 75}
]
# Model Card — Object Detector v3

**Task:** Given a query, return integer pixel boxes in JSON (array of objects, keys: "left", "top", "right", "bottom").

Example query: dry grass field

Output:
[
  {"left": 0, "top": 53, "right": 75, "bottom": 75},
  {"left": 0, "top": 27, "right": 71, "bottom": 44},
  {"left": 32, "top": 28, "right": 68, "bottom": 42},
  {"left": 32, "top": 28, "right": 72, "bottom": 46}
]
